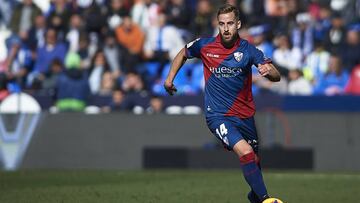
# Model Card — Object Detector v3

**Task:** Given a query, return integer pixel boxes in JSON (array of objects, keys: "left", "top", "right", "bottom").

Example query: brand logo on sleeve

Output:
[{"left": 186, "top": 38, "right": 200, "bottom": 48}]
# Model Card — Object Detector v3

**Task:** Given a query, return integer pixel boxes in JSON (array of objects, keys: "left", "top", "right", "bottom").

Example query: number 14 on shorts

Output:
[{"left": 216, "top": 123, "right": 229, "bottom": 146}]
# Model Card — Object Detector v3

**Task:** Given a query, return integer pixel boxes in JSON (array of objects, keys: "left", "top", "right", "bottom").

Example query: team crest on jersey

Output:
[{"left": 234, "top": 52, "right": 243, "bottom": 62}]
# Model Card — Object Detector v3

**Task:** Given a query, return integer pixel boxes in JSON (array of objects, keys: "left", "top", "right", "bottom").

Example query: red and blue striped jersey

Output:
[{"left": 185, "top": 34, "right": 271, "bottom": 118}]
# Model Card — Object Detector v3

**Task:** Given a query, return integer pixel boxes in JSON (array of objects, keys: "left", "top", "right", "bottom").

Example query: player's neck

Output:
[{"left": 221, "top": 35, "right": 239, "bottom": 49}]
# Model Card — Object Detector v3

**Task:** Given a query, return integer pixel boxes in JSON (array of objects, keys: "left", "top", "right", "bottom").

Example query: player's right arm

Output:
[
  {"left": 164, "top": 38, "right": 202, "bottom": 95},
  {"left": 164, "top": 48, "right": 187, "bottom": 96}
]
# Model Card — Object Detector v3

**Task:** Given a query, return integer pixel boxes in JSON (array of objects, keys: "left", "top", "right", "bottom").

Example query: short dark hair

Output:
[{"left": 217, "top": 4, "right": 240, "bottom": 21}]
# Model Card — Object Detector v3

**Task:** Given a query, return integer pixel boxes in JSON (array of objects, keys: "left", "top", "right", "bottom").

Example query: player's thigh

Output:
[
  {"left": 206, "top": 117, "right": 244, "bottom": 150},
  {"left": 235, "top": 116, "right": 260, "bottom": 153}
]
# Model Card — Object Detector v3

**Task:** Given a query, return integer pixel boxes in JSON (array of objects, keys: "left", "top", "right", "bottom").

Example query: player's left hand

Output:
[{"left": 257, "top": 63, "right": 270, "bottom": 77}]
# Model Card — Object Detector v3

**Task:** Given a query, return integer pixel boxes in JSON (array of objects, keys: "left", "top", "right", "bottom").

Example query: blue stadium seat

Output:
[
  {"left": 144, "top": 62, "right": 162, "bottom": 78},
  {"left": 190, "top": 63, "right": 204, "bottom": 92},
  {"left": 153, "top": 63, "right": 198, "bottom": 95}
]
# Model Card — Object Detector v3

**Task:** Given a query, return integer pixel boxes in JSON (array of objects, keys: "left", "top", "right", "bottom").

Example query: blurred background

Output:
[{"left": 0, "top": 0, "right": 359, "bottom": 172}]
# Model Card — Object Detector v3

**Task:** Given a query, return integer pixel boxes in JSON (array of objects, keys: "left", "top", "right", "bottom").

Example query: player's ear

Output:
[{"left": 237, "top": 20, "right": 241, "bottom": 30}]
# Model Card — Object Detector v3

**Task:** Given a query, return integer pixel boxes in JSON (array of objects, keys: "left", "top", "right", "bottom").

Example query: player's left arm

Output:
[
  {"left": 257, "top": 63, "right": 281, "bottom": 82},
  {"left": 250, "top": 44, "right": 281, "bottom": 82}
]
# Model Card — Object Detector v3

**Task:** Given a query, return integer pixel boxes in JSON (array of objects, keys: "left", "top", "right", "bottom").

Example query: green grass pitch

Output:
[{"left": 0, "top": 170, "right": 359, "bottom": 203}]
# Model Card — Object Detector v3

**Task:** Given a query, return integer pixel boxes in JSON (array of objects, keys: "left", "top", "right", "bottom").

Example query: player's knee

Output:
[
  {"left": 239, "top": 148, "right": 253, "bottom": 157},
  {"left": 233, "top": 140, "right": 253, "bottom": 157},
  {"left": 239, "top": 151, "right": 256, "bottom": 165}
]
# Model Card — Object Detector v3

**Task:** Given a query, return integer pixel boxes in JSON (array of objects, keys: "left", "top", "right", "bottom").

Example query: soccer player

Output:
[{"left": 163, "top": 4, "right": 281, "bottom": 203}]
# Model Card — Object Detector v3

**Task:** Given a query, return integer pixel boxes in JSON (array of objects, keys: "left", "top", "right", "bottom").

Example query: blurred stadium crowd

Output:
[{"left": 0, "top": 0, "right": 359, "bottom": 112}]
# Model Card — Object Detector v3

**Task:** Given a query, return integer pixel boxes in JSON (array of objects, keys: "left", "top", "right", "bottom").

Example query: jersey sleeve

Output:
[
  {"left": 185, "top": 38, "right": 202, "bottom": 59},
  {"left": 249, "top": 44, "right": 272, "bottom": 67}
]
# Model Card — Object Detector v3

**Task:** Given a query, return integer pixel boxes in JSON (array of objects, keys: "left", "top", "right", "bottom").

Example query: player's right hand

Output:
[{"left": 164, "top": 80, "right": 177, "bottom": 96}]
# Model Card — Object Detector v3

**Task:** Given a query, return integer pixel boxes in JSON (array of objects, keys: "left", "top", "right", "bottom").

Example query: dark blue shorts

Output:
[{"left": 206, "top": 116, "right": 259, "bottom": 152}]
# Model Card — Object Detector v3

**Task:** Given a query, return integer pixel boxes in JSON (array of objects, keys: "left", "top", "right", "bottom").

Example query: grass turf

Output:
[{"left": 0, "top": 170, "right": 359, "bottom": 203}]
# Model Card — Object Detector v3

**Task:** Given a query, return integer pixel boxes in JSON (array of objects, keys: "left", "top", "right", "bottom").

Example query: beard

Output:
[{"left": 220, "top": 31, "right": 238, "bottom": 48}]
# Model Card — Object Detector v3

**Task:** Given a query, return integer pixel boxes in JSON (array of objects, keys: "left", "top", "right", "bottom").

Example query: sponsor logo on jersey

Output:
[
  {"left": 209, "top": 66, "right": 242, "bottom": 78},
  {"left": 234, "top": 52, "right": 243, "bottom": 62}
]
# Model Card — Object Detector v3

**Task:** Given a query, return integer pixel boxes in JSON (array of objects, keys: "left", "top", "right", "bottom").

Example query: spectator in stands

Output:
[
  {"left": 265, "top": 0, "right": 291, "bottom": 17},
  {"left": 9, "top": 0, "right": 42, "bottom": 40},
  {"left": 313, "top": 54, "right": 349, "bottom": 95},
  {"left": 121, "top": 71, "right": 146, "bottom": 93},
  {"left": 42, "top": 58, "right": 63, "bottom": 94},
  {"left": 146, "top": 95, "right": 164, "bottom": 114},
  {"left": 106, "top": 0, "right": 130, "bottom": 30},
  {"left": 330, "top": 0, "right": 358, "bottom": 24},
  {"left": 273, "top": 33, "right": 302, "bottom": 77},
  {"left": 131, "top": 0, "right": 160, "bottom": 32},
  {"left": 292, "top": 12, "right": 314, "bottom": 59},
  {"left": 0, "top": 73, "right": 9, "bottom": 102},
  {"left": 313, "top": 6, "right": 332, "bottom": 42},
  {"left": 98, "top": 71, "right": 115, "bottom": 96},
  {"left": 47, "top": 0, "right": 72, "bottom": 40},
  {"left": 103, "top": 32, "right": 122, "bottom": 78},
  {"left": 242, "top": 0, "right": 266, "bottom": 25},
  {"left": 345, "top": 64, "right": 360, "bottom": 95},
  {"left": 0, "top": 0, "right": 12, "bottom": 27},
  {"left": 165, "top": 0, "right": 192, "bottom": 39},
  {"left": 323, "top": 12, "right": 347, "bottom": 53},
  {"left": 102, "top": 87, "right": 133, "bottom": 112},
  {"left": 190, "top": 0, "right": 213, "bottom": 37},
  {"left": 29, "top": 28, "right": 67, "bottom": 87},
  {"left": 26, "top": 14, "right": 46, "bottom": 51},
  {"left": 66, "top": 14, "right": 84, "bottom": 53},
  {"left": 165, "top": 0, "right": 191, "bottom": 29},
  {"left": 356, "top": 0, "right": 360, "bottom": 19},
  {"left": 78, "top": 33, "right": 94, "bottom": 69},
  {"left": 115, "top": 14, "right": 144, "bottom": 73},
  {"left": 287, "top": 69, "right": 313, "bottom": 95},
  {"left": 82, "top": 1, "right": 107, "bottom": 36},
  {"left": 4, "top": 36, "right": 32, "bottom": 88},
  {"left": 56, "top": 52, "right": 90, "bottom": 112},
  {"left": 88, "top": 50, "right": 110, "bottom": 95},
  {"left": 0, "top": 34, "right": 10, "bottom": 74},
  {"left": 340, "top": 26, "right": 360, "bottom": 72},
  {"left": 143, "top": 13, "right": 185, "bottom": 70},
  {"left": 302, "top": 40, "right": 330, "bottom": 84},
  {"left": 264, "top": 0, "right": 297, "bottom": 33}
]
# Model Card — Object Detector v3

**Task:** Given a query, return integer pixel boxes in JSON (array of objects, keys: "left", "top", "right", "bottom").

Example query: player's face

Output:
[{"left": 218, "top": 12, "right": 241, "bottom": 46}]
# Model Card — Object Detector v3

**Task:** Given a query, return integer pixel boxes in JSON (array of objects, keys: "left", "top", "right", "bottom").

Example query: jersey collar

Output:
[{"left": 216, "top": 34, "right": 241, "bottom": 49}]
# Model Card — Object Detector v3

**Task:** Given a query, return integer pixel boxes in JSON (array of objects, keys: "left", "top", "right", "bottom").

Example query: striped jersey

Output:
[{"left": 185, "top": 34, "right": 271, "bottom": 118}]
